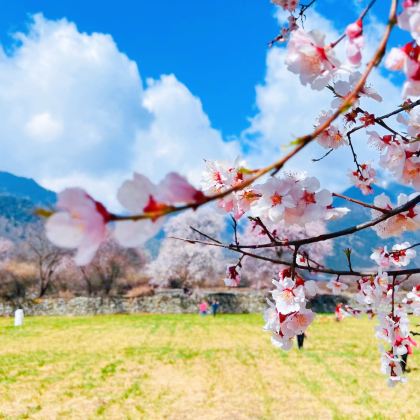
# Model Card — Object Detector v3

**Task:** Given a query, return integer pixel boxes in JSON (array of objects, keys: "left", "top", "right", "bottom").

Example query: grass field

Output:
[{"left": 0, "top": 314, "right": 419, "bottom": 420}]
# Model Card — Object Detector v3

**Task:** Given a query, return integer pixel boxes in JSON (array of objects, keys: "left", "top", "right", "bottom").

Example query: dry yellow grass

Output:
[{"left": 0, "top": 314, "right": 419, "bottom": 419}]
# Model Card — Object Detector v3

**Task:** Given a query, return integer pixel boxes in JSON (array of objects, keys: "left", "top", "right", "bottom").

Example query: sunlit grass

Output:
[{"left": 0, "top": 314, "right": 419, "bottom": 419}]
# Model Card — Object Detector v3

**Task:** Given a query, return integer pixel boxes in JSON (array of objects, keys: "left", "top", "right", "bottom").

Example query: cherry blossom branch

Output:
[
  {"left": 347, "top": 131, "right": 364, "bottom": 177},
  {"left": 393, "top": 242, "right": 420, "bottom": 253},
  {"left": 312, "top": 147, "right": 334, "bottom": 162},
  {"left": 332, "top": 192, "right": 390, "bottom": 213},
  {"left": 290, "top": 245, "right": 300, "bottom": 280},
  {"left": 109, "top": 0, "right": 398, "bottom": 224},
  {"left": 189, "top": 226, "right": 222, "bottom": 244},
  {"left": 231, "top": 216, "right": 240, "bottom": 247},
  {"left": 231, "top": 192, "right": 420, "bottom": 249},
  {"left": 344, "top": 248, "right": 354, "bottom": 272},
  {"left": 171, "top": 235, "right": 420, "bottom": 278},
  {"left": 346, "top": 99, "right": 420, "bottom": 140},
  {"left": 249, "top": 217, "right": 277, "bottom": 243},
  {"left": 269, "top": 0, "right": 317, "bottom": 47},
  {"left": 329, "top": 0, "right": 377, "bottom": 48}
]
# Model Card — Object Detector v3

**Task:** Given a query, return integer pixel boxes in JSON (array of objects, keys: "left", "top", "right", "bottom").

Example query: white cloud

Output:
[
  {"left": 132, "top": 74, "right": 239, "bottom": 183},
  {"left": 0, "top": 10, "right": 404, "bottom": 210},
  {"left": 242, "top": 9, "right": 402, "bottom": 192},
  {"left": 0, "top": 14, "right": 240, "bottom": 209},
  {"left": 0, "top": 14, "right": 151, "bottom": 182},
  {"left": 24, "top": 112, "right": 63, "bottom": 142}
]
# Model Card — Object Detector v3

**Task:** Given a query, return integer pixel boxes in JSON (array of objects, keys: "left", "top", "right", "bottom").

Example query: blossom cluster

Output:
[
  {"left": 202, "top": 166, "right": 349, "bottom": 226},
  {"left": 370, "top": 242, "right": 417, "bottom": 268},
  {"left": 264, "top": 268, "right": 317, "bottom": 350},
  {"left": 46, "top": 172, "right": 205, "bottom": 265},
  {"left": 370, "top": 193, "right": 420, "bottom": 239},
  {"left": 347, "top": 270, "right": 418, "bottom": 386},
  {"left": 403, "top": 284, "right": 420, "bottom": 315},
  {"left": 377, "top": 306, "right": 416, "bottom": 387},
  {"left": 39, "top": 0, "right": 420, "bottom": 389}
]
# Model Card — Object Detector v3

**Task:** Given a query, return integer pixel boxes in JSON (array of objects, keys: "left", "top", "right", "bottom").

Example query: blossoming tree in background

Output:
[
  {"left": 41, "top": 0, "right": 420, "bottom": 386},
  {"left": 147, "top": 208, "right": 227, "bottom": 288}
]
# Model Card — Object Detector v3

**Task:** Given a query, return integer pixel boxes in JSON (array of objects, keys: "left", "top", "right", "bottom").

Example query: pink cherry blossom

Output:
[
  {"left": 159, "top": 172, "right": 206, "bottom": 204},
  {"left": 285, "top": 29, "right": 340, "bottom": 90},
  {"left": 370, "top": 246, "right": 391, "bottom": 268},
  {"left": 349, "top": 163, "right": 376, "bottom": 195},
  {"left": 370, "top": 242, "right": 416, "bottom": 268},
  {"left": 403, "top": 284, "right": 420, "bottom": 315},
  {"left": 201, "top": 160, "right": 230, "bottom": 193},
  {"left": 367, "top": 128, "right": 419, "bottom": 189},
  {"left": 380, "top": 351, "right": 406, "bottom": 387},
  {"left": 285, "top": 308, "right": 315, "bottom": 335},
  {"left": 271, "top": 0, "right": 299, "bottom": 12},
  {"left": 315, "top": 111, "right": 346, "bottom": 149},
  {"left": 284, "top": 175, "right": 333, "bottom": 225},
  {"left": 398, "top": 1, "right": 420, "bottom": 44},
  {"left": 389, "top": 242, "right": 417, "bottom": 266},
  {"left": 201, "top": 159, "right": 258, "bottom": 220},
  {"left": 45, "top": 188, "right": 111, "bottom": 266},
  {"left": 385, "top": 43, "right": 420, "bottom": 97},
  {"left": 114, "top": 173, "right": 165, "bottom": 247},
  {"left": 271, "top": 276, "right": 305, "bottom": 315},
  {"left": 331, "top": 72, "right": 382, "bottom": 109},
  {"left": 346, "top": 19, "right": 363, "bottom": 65},
  {"left": 114, "top": 172, "right": 207, "bottom": 247},
  {"left": 326, "top": 280, "right": 348, "bottom": 295},
  {"left": 265, "top": 272, "right": 316, "bottom": 351},
  {"left": 224, "top": 265, "right": 241, "bottom": 287},
  {"left": 252, "top": 177, "right": 296, "bottom": 222},
  {"left": 335, "top": 303, "right": 349, "bottom": 321},
  {"left": 271, "top": 332, "right": 294, "bottom": 351},
  {"left": 371, "top": 193, "right": 420, "bottom": 238},
  {"left": 385, "top": 47, "right": 407, "bottom": 70}
]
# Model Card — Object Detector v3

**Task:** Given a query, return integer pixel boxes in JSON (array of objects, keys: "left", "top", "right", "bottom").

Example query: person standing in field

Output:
[
  {"left": 211, "top": 300, "right": 220, "bottom": 316},
  {"left": 199, "top": 300, "right": 208, "bottom": 316},
  {"left": 297, "top": 333, "right": 305, "bottom": 349}
]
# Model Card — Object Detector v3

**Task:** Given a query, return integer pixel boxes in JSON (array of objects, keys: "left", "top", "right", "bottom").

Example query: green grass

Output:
[{"left": 0, "top": 314, "right": 419, "bottom": 419}]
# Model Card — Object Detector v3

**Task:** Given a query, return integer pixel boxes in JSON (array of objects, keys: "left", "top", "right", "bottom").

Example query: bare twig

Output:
[{"left": 333, "top": 192, "right": 390, "bottom": 213}]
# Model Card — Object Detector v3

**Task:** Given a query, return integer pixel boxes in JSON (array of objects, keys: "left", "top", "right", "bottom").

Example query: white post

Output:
[{"left": 14, "top": 309, "right": 24, "bottom": 327}]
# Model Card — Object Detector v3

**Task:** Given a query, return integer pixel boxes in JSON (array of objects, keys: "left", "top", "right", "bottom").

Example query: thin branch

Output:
[
  {"left": 171, "top": 235, "right": 420, "bottom": 278},
  {"left": 312, "top": 148, "right": 334, "bottom": 162},
  {"left": 346, "top": 99, "right": 420, "bottom": 140},
  {"left": 249, "top": 217, "right": 277, "bottom": 243},
  {"left": 103, "top": 1, "right": 398, "bottom": 224},
  {"left": 330, "top": 0, "right": 377, "bottom": 48},
  {"left": 231, "top": 216, "right": 239, "bottom": 247},
  {"left": 189, "top": 226, "right": 222, "bottom": 244},
  {"left": 235, "top": 193, "right": 420, "bottom": 249},
  {"left": 290, "top": 245, "right": 300, "bottom": 280},
  {"left": 333, "top": 192, "right": 390, "bottom": 213}
]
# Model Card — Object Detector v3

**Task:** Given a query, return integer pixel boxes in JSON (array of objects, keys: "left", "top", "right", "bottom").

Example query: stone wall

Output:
[{"left": 0, "top": 289, "right": 348, "bottom": 316}]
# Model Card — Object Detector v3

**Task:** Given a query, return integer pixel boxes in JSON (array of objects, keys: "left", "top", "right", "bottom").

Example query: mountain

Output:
[
  {"left": 0, "top": 172, "right": 56, "bottom": 205},
  {"left": 0, "top": 171, "right": 417, "bottom": 271},
  {"left": 0, "top": 171, "right": 56, "bottom": 225},
  {"left": 325, "top": 183, "right": 419, "bottom": 270}
]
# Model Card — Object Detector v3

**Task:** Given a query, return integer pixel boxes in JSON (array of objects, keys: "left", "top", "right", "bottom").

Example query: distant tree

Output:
[
  {"left": 80, "top": 238, "right": 148, "bottom": 296},
  {"left": 22, "top": 225, "right": 67, "bottom": 297},
  {"left": 147, "top": 208, "right": 228, "bottom": 288},
  {"left": 239, "top": 219, "right": 332, "bottom": 288},
  {"left": 0, "top": 260, "right": 36, "bottom": 304}
]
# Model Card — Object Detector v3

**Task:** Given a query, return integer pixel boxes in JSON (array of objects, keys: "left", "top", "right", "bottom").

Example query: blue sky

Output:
[
  {"left": 0, "top": 0, "right": 408, "bottom": 135},
  {"left": 0, "top": 1, "right": 410, "bottom": 207}
]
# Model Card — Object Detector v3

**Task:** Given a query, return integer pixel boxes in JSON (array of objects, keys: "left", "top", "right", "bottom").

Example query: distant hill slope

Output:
[
  {"left": 0, "top": 171, "right": 56, "bottom": 226},
  {"left": 0, "top": 171, "right": 417, "bottom": 271},
  {"left": 0, "top": 172, "right": 56, "bottom": 205},
  {"left": 326, "top": 183, "right": 419, "bottom": 270}
]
